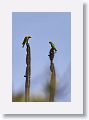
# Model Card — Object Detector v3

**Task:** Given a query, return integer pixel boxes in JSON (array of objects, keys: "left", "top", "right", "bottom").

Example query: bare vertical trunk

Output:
[
  {"left": 49, "top": 63, "right": 56, "bottom": 101},
  {"left": 49, "top": 48, "right": 56, "bottom": 102},
  {"left": 25, "top": 44, "right": 31, "bottom": 102}
]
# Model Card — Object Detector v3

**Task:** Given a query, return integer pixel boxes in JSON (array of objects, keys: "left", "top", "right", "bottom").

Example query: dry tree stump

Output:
[
  {"left": 48, "top": 48, "right": 56, "bottom": 102},
  {"left": 25, "top": 44, "right": 31, "bottom": 102}
]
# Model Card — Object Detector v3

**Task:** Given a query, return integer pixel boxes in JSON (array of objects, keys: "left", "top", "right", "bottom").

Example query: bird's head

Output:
[
  {"left": 49, "top": 41, "right": 52, "bottom": 44},
  {"left": 27, "top": 36, "right": 32, "bottom": 39}
]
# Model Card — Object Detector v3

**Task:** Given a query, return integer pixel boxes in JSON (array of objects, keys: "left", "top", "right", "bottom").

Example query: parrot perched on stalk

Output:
[
  {"left": 22, "top": 36, "right": 32, "bottom": 48},
  {"left": 49, "top": 41, "right": 57, "bottom": 52}
]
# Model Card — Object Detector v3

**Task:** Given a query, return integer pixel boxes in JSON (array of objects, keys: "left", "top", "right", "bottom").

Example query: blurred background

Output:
[{"left": 12, "top": 12, "right": 71, "bottom": 102}]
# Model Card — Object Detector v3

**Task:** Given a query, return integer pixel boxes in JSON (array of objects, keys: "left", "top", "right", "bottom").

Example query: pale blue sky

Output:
[{"left": 12, "top": 12, "right": 71, "bottom": 101}]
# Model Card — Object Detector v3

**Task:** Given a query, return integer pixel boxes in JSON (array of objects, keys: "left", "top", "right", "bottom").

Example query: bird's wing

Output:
[{"left": 52, "top": 43, "right": 56, "bottom": 49}]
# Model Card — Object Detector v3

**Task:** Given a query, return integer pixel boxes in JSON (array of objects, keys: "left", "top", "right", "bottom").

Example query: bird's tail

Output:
[{"left": 54, "top": 49, "right": 57, "bottom": 54}]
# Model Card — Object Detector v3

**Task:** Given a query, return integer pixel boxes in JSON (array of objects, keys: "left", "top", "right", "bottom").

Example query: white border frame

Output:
[{"left": 0, "top": 0, "right": 83, "bottom": 114}]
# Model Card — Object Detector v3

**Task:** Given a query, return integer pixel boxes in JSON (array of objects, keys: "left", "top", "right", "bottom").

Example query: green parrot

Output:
[
  {"left": 49, "top": 41, "right": 57, "bottom": 52},
  {"left": 22, "top": 36, "right": 32, "bottom": 48}
]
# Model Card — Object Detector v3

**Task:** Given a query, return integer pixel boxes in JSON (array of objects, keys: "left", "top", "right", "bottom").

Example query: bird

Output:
[
  {"left": 22, "top": 36, "right": 32, "bottom": 48},
  {"left": 49, "top": 41, "right": 57, "bottom": 52}
]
